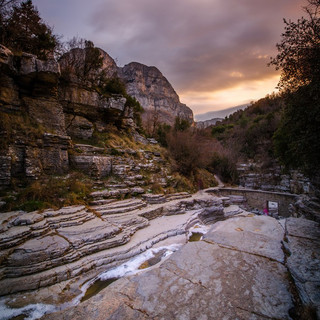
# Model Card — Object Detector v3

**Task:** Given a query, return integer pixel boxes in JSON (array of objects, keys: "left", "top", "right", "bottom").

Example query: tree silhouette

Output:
[
  {"left": 269, "top": 0, "right": 320, "bottom": 92},
  {"left": 270, "top": 0, "right": 320, "bottom": 175},
  {"left": 2, "top": 0, "right": 59, "bottom": 59}
]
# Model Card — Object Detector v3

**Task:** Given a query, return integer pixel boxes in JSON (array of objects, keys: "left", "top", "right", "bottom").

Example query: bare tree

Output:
[
  {"left": 144, "top": 108, "right": 160, "bottom": 137},
  {"left": 59, "top": 39, "right": 103, "bottom": 85}
]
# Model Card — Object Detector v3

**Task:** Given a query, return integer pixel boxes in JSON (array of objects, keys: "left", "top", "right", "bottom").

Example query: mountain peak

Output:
[{"left": 118, "top": 62, "right": 193, "bottom": 126}]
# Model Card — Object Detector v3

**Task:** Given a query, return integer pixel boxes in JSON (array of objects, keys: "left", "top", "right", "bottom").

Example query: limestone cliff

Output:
[
  {"left": 0, "top": 45, "right": 199, "bottom": 212},
  {"left": 118, "top": 62, "right": 194, "bottom": 126},
  {"left": 0, "top": 45, "right": 195, "bottom": 191},
  {"left": 0, "top": 45, "right": 136, "bottom": 189}
]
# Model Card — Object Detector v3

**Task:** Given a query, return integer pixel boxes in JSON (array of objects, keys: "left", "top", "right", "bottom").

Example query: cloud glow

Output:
[
  {"left": 33, "top": 0, "right": 303, "bottom": 115},
  {"left": 181, "top": 75, "right": 280, "bottom": 115}
]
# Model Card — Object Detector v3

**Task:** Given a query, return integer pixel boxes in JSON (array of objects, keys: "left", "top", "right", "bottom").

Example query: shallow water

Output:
[
  {"left": 1, "top": 221, "right": 211, "bottom": 320},
  {"left": 0, "top": 244, "right": 182, "bottom": 320},
  {"left": 187, "top": 223, "right": 210, "bottom": 242},
  {"left": 188, "top": 232, "right": 203, "bottom": 242},
  {"left": 80, "top": 278, "right": 118, "bottom": 303},
  {"left": 8, "top": 315, "right": 25, "bottom": 320}
]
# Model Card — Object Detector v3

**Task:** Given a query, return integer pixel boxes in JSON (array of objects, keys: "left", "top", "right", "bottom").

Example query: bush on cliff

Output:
[{"left": 167, "top": 131, "right": 202, "bottom": 176}]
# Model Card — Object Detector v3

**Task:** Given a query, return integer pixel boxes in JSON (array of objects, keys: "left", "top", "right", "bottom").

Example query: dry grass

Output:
[
  {"left": 0, "top": 112, "right": 45, "bottom": 150},
  {"left": 3, "top": 172, "right": 93, "bottom": 212}
]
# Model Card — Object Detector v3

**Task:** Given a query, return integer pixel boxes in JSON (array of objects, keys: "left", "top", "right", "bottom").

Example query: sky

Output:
[{"left": 33, "top": 0, "right": 304, "bottom": 116}]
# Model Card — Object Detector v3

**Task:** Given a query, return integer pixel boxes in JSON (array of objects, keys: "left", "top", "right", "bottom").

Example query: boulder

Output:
[
  {"left": 19, "top": 52, "right": 60, "bottom": 85},
  {"left": 65, "top": 115, "right": 94, "bottom": 140}
]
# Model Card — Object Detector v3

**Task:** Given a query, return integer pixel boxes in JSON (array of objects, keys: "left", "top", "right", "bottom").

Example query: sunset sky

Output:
[{"left": 33, "top": 0, "right": 304, "bottom": 117}]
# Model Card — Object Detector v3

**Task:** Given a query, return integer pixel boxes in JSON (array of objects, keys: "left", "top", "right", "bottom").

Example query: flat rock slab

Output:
[
  {"left": 285, "top": 217, "right": 320, "bottom": 317},
  {"left": 286, "top": 217, "right": 320, "bottom": 240},
  {"left": 43, "top": 241, "right": 293, "bottom": 320},
  {"left": 203, "top": 215, "right": 285, "bottom": 263}
]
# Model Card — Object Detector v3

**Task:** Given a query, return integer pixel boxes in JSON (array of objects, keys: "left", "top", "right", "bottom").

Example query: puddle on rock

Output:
[
  {"left": 82, "top": 248, "right": 169, "bottom": 302},
  {"left": 138, "top": 249, "right": 166, "bottom": 269},
  {"left": 1, "top": 244, "right": 182, "bottom": 320},
  {"left": 188, "top": 232, "right": 203, "bottom": 242},
  {"left": 81, "top": 278, "right": 118, "bottom": 303},
  {"left": 187, "top": 223, "right": 210, "bottom": 242},
  {"left": 9, "top": 315, "right": 26, "bottom": 320}
]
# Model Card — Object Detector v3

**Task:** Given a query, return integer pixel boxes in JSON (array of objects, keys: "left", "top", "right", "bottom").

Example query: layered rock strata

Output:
[
  {"left": 0, "top": 44, "right": 195, "bottom": 191},
  {"left": 237, "top": 162, "right": 315, "bottom": 196},
  {"left": 0, "top": 46, "right": 134, "bottom": 188},
  {"left": 43, "top": 215, "right": 320, "bottom": 320},
  {"left": 0, "top": 190, "right": 228, "bottom": 298}
]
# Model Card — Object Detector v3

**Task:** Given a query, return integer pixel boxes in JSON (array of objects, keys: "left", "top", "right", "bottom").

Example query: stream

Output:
[{"left": 0, "top": 223, "right": 209, "bottom": 320}]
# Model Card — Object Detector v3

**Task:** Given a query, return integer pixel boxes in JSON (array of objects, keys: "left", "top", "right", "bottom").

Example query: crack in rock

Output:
[
  {"left": 203, "top": 239, "right": 283, "bottom": 265},
  {"left": 163, "top": 265, "right": 208, "bottom": 290},
  {"left": 236, "top": 305, "right": 284, "bottom": 320},
  {"left": 119, "top": 292, "right": 151, "bottom": 318},
  {"left": 123, "top": 301, "right": 150, "bottom": 318}
]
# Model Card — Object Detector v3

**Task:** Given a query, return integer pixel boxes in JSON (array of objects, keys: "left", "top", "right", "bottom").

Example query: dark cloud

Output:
[
  {"left": 33, "top": 0, "right": 304, "bottom": 112},
  {"left": 90, "top": 0, "right": 303, "bottom": 93}
]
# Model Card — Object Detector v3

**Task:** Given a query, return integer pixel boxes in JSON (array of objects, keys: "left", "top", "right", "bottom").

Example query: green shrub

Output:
[
  {"left": 102, "top": 77, "right": 126, "bottom": 96},
  {"left": 209, "top": 152, "right": 238, "bottom": 184},
  {"left": 211, "top": 125, "right": 226, "bottom": 137},
  {"left": 174, "top": 117, "right": 191, "bottom": 131},
  {"left": 156, "top": 123, "right": 171, "bottom": 147}
]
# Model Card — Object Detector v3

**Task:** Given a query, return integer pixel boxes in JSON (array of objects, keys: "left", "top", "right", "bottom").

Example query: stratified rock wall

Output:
[
  {"left": 0, "top": 45, "right": 134, "bottom": 188},
  {"left": 0, "top": 45, "right": 71, "bottom": 182},
  {"left": 118, "top": 62, "right": 194, "bottom": 126}
]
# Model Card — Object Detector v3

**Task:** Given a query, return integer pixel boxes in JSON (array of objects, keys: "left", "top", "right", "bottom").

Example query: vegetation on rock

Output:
[
  {"left": 207, "top": 94, "right": 282, "bottom": 167},
  {"left": 0, "top": 0, "right": 60, "bottom": 59}
]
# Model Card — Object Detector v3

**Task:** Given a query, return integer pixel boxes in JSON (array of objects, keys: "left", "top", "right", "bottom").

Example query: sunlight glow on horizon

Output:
[{"left": 180, "top": 75, "right": 280, "bottom": 116}]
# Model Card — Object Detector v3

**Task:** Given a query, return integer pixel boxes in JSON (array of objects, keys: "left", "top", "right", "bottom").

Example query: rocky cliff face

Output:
[
  {"left": 118, "top": 62, "right": 194, "bottom": 126},
  {"left": 0, "top": 45, "right": 140, "bottom": 189},
  {"left": 0, "top": 45, "right": 197, "bottom": 190},
  {"left": 237, "top": 162, "right": 317, "bottom": 195}
]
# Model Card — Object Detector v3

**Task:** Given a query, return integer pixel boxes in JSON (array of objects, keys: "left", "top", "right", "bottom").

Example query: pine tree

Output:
[{"left": 2, "top": 0, "right": 59, "bottom": 59}]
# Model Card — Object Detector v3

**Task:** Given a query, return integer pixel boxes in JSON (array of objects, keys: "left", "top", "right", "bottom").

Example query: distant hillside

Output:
[
  {"left": 195, "top": 104, "right": 248, "bottom": 121},
  {"left": 195, "top": 118, "right": 223, "bottom": 129},
  {"left": 207, "top": 95, "right": 283, "bottom": 165}
]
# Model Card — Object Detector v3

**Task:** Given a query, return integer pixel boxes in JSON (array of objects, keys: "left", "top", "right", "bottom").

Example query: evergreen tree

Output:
[{"left": 2, "top": 0, "right": 59, "bottom": 59}]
